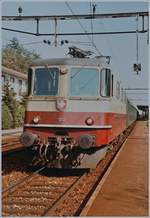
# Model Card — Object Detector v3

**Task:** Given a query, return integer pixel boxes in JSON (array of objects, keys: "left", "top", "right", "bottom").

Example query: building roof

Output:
[{"left": 2, "top": 66, "right": 27, "bottom": 80}]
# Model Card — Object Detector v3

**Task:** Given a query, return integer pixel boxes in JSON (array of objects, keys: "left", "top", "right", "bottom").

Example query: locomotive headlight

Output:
[
  {"left": 78, "top": 134, "right": 95, "bottom": 149},
  {"left": 20, "top": 132, "right": 38, "bottom": 147},
  {"left": 85, "top": 117, "right": 94, "bottom": 125},
  {"left": 33, "top": 116, "right": 40, "bottom": 124}
]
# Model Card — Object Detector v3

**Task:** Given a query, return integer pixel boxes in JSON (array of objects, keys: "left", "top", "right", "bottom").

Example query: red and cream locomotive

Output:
[{"left": 20, "top": 47, "right": 137, "bottom": 168}]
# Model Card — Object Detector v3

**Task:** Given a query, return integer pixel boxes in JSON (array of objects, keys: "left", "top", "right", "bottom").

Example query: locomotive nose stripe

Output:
[{"left": 24, "top": 124, "right": 112, "bottom": 129}]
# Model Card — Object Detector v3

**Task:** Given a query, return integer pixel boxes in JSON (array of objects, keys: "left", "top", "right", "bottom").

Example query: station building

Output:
[{"left": 2, "top": 66, "right": 27, "bottom": 101}]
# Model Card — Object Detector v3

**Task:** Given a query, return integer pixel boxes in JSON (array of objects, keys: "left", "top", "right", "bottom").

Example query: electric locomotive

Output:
[{"left": 20, "top": 47, "right": 137, "bottom": 168}]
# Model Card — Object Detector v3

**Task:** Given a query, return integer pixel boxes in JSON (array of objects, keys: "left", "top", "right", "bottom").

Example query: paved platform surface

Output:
[{"left": 82, "top": 121, "right": 148, "bottom": 216}]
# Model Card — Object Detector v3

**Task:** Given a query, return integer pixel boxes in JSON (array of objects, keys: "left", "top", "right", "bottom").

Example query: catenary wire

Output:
[{"left": 65, "top": 1, "right": 102, "bottom": 56}]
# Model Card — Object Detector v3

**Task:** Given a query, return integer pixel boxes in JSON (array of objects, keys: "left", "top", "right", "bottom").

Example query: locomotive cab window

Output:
[
  {"left": 33, "top": 67, "right": 59, "bottom": 96},
  {"left": 70, "top": 68, "right": 99, "bottom": 97},
  {"left": 100, "top": 68, "right": 111, "bottom": 97}
]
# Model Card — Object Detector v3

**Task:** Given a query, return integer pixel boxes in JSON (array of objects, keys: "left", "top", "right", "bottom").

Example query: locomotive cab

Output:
[{"left": 20, "top": 58, "right": 117, "bottom": 168}]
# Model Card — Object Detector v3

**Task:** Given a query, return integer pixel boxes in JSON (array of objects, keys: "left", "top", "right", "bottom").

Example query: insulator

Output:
[
  {"left": 18, "top": 6, "right": 23, "bottom": 14},
  {"left": 65, "top": 40, "right": 69, "bottom": 43},
  {"left": 61, "top": 40, "right": 64, "bottom": 45}
]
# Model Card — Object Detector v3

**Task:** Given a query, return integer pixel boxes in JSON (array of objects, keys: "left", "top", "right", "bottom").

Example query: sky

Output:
[{"left": 1, "top": 0, "right": 149, "bottom": 107}]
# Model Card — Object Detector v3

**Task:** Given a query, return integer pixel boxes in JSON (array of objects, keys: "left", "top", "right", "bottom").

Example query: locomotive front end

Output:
[{"left": 20, "top": 58, "right": 111, "bottom": 168}]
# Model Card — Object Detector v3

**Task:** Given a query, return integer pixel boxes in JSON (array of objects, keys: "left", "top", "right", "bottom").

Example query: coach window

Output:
[
  {"left": 2, "top": 75, "right": 5, "bottom": 84},
  {"left": 116, "top": 81, "right": 120, "bottom": 99},
  {"left": 10, "top": 77, "right": 15, "bottom": 83},
  {"left": 10, "top": 77, "right": 14, "bottom": 89},
  {"left": 124, "top": 93, "right": 127, "bottom": 103},
  {"left": 70, "top": 68, "right": 99, "bottom": 96},
  {"left": 121, "top": 88, "right": 124, "bottom": 102},
  {"left": 100, "top": 68, "right": 111, "bottom": 97},
  {"left": 19, "top": 80, "right": 22, "bottom": 95}
]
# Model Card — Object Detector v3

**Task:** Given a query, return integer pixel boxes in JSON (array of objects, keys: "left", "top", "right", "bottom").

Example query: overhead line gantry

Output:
[
  {"left": 2, "top": 11, "right": 149, "bottom": 37},
  {"left": 2, "top": 11, "right": 148, "bottom": 21}
]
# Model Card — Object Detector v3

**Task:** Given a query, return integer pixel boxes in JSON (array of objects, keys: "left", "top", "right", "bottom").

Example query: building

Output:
[{"left": 2, "top": 66, "right": 27, "bottom": 101}]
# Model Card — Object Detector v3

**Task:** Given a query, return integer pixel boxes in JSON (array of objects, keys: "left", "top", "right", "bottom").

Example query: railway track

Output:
[
  {"left": 2, "top": 122, "right": 135, "bottom": 216},
  {"left": 2, "top": 166, "right": 86, "bottom": 216}
]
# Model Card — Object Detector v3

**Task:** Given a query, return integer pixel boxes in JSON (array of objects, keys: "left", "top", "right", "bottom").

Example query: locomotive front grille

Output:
[{"left": 48, "top": 136, "right": 74, "bottom": 145}]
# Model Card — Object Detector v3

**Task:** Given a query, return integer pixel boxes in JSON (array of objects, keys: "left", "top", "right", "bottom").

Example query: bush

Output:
[
  {"left": 15, "top": 104, "right": 25, "bottom": 127},
  {"left": 2, "top": 103, "right": 13, "bottom": 129},
  {"left": 2, "top": 102, "right": 25, "bottom": 130}
]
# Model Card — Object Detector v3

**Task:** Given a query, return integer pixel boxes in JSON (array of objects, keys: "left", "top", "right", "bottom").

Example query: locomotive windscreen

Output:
[
  {"left": 33, "top": 67, "right": 59, "bottom": 96},
  {"left": 70, "top": 68, "right": 99, "bottom": 96}
]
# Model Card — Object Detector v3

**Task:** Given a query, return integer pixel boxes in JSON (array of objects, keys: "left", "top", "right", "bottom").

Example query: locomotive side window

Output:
[
  {"left": 28, "top": 68, "right": 33, "bottom": 96},
  {"left": 124, "top": 92, "right": 127, "bottom": 103},
  {"left": 111, "top": 74, "right": 114, "bottom": 96},
  {"left": 100, "top": 69, "right": 111, "bottom": 97},
  {"left": 70, "top": 68, "right": 99, "bottom": 96},
  {"left": 33, "top": 68, "right": 59, "bottom": 96}
]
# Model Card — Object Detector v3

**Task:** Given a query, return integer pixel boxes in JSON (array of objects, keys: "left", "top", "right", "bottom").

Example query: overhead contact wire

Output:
[{"left": 65, "top": 1, "right": 102, "bottom": 56}]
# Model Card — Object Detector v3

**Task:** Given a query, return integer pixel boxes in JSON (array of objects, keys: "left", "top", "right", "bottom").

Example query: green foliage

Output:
[
  {"left": 2, "top": 103, "right": 25, "bottom": 129},
  {"left": 2, "top": 103, "right": 12, "bottom": 129},
  {"left": 2, "top": 81, "right": 25, "bottom": 129},
  {"left": 20, "top": 92, "right": 28, "bottom": 107},
  {"left": 15, "top": 104, "right": 25, "bottom": 127},
  {"left": 2, "top": 37, "right": 40, "bottom": 73}
]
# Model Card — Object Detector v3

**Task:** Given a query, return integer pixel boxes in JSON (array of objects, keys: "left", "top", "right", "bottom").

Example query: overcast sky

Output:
[{"left": 2, "top": 1, "right": 149, "bottom": 107}]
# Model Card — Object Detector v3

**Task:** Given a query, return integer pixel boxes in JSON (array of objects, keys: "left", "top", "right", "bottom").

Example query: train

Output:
[{"left": 20, "top": 48, "right": 138, "bottom": 168}]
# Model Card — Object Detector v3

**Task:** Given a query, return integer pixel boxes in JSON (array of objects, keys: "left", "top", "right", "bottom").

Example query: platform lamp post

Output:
[{"left": 133, "top": 14, "right": 142, "bottom": 75}]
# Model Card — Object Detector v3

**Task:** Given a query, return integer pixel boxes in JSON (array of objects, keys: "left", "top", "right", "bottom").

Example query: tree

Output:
[
  {"left": 2, "top": 37, "right": 40, "bottom": 73},
  {"left": 2, "top": 103, "right": 12, "bottom": 129},
  {"left": 2, "top": 82, "right": 19, "bottom": 128}
]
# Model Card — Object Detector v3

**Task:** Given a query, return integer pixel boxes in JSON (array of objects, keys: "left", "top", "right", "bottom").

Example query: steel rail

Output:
[
  {"left": 2, "top": 166, "right": 45, "bottom": 196},
  {"left": 42, "top": 172, "right": 86, "bottom": 216},
  {"left": 2, "top": 169, "right": 86, "bottom": 216}
]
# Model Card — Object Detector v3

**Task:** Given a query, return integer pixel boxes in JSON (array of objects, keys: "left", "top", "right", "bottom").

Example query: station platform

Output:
[
  {"left": 2, "top": 127, "right": 23, "bottom": 136},
  {"left": 81, "top": 121, "right": 148, "bottom": 216}
]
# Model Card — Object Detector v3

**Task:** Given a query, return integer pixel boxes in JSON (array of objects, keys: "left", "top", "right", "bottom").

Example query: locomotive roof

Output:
[{"left": 31, "top": 57, "right": 109, "bottom": 67}]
